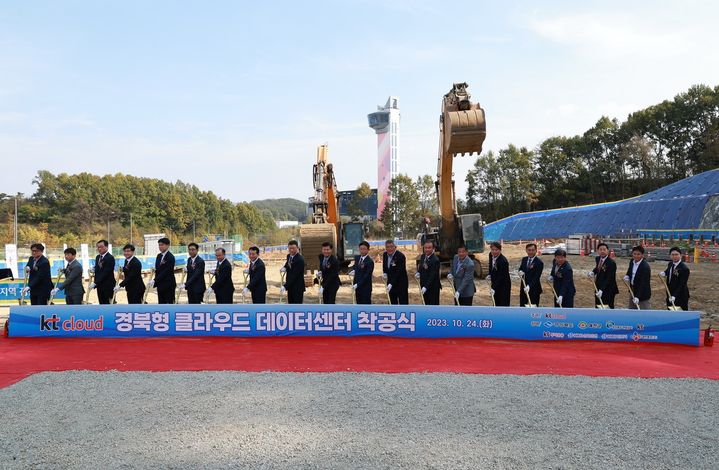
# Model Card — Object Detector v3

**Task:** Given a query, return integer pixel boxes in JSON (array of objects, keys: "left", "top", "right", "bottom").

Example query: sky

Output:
[{"left": 2, "top": 0, "right": 718, "bottom": 204}]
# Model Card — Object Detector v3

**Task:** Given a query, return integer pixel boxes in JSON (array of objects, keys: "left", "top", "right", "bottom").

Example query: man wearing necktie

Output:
[
  {"left": 449, "top": 245, "right": 476, "bottom": 306},
  {"left": 488, "top": 242, "right": 511, "bottom": 306},
  {"left": 518, "top": 243, "right": 543, "bottom": 307},
  {"left": 183, "top": 242, "right": 206, "bottom": 304},
  {"left": 623, "top": 245, "right": 651, "bottom": 310},
  {"left": 210, "top": 248, "right": 235, "bottom": 304},
  {"left": 660, "top": 246, "right": 690, "bottom": 310},
  {"left": 589, "top": 243, "right": 618, "bottom": 308},
  {"left": 245, "top": 246, "right": 267, "bottom": 303},
  {"left": 151, "top": 237, "right": 176, "bottom": 304},
  {"left": 52, "top": 247, "right": 84, "bottom": 305},
  {"left": 25, "top": 243, "right": 54, "bottom": 305},
  {"left": 350, "top": 241, "right": 374, "bottom": 304},
  {"left": 118, "top": 244, "right": 145, "bottom": 304},
  {"left": 382, "top": 240, "right": 408, "bottom": 305},
  {"left": 281, "top": 240, "right": 305, "bottom": 304},
  {"left": 93, "top": 239, "right": 116, "bottom": 304},
  {"left": 417, "top": 241, "right": 441, "bottom": 305},
  {"left": 318, "top": 242, "right": 341, "bottom": 304}
]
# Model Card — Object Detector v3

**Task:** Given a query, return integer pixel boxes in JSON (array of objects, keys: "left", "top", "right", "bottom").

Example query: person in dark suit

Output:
[
  {"left": 24, "top": 243, "right": 53, "bottom": 305},
  {"left": 549, "top": 249, "right": 576, "bottom": 307},
  {"left": 589, "top": 242, "right": 618, "bottom": 308},
  {"left": 488, "top": 241, "right": 510, "bottom": 306},
  {"left": 449, "top": 245, "right": 476, "bottom": 306},
  {"left": 281, "top": 240, "right": 305, "bottom": 304},
  {"left": 416, "top": 241, "right": 441, "bottom": 305},
  {"left": 518, "top": 242, "right": 543, "bottom": 306},
  {"left": 623, "top": 245, "right": 651, "bottom": 309},
  {"left": 182, "top": 242, "right": 206, "bottom": 304},
  {"left": 661, "top": 246, "right": 690, "bottom": 310},
  {"left": 244, "top": 246, "right": 267, "bottom": 304},
  {"left": 383, "top": 240, "right": 408, "bottom": 305},
  {"left": 209, "top": 248, "right": 235, "bottom": 304},
  {"left": 150, "top": 237, "right": 176, "bottom": 304},
  {"left": 52, "top": 247, "right": 84, "bottom": 304},
  {"left": 350, "top": 241, "right": 374, "bottom": 304},
  {"left": 92, "top": 239, "right": 116, "bottom": 304},
  {"left": 318, "top": 242, "right": 341, "bottom": 304},
  {"left": 118, "top": 244, "right": 145, "bottom": 304}
]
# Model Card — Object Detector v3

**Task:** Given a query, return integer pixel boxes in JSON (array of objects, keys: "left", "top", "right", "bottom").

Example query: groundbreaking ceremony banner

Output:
[{"left": 6, "top": 304, "right": 700, "bottom": 346}]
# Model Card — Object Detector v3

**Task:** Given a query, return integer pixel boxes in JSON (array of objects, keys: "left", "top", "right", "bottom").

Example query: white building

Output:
[{"left": 367, "top": 96, "right": 400, "bottom": 220}]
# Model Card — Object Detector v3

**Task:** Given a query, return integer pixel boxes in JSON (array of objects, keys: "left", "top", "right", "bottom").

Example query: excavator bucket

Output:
[{"left": 442, "top": 83, "right": 486, "bottom": 156}]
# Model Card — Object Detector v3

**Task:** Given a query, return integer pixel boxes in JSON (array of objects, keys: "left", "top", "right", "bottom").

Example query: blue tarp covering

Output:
[{"left": 484, "top": 169, "right": 719, "bottom": 241}]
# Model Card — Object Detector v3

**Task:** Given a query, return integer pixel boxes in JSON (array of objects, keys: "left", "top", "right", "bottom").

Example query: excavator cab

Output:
[
  {"left": 340, "top": 222, "right": 365, "bottom": 259},
  {"left": 459, "top": 214, "right": 484, "bottom": 253}
]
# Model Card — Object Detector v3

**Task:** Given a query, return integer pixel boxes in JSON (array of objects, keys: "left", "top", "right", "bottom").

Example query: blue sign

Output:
[
  {"left": 6, "top": 304, "right": 700, "bottom": 346},
  {"left": 0, "top": 281, "right": 66, "bottom": 303}
]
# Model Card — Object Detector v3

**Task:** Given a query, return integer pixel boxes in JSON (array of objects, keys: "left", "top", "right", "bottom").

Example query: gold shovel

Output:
[
  {"left": 658, "top": 273, "right": 681, "bottom": 311},
  {"left": 623, "top": 279, "right": 641, "bottom": 310}
]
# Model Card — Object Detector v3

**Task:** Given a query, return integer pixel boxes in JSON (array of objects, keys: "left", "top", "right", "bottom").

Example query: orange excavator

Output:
[
  {"left": 300, "top": 145, "right": 365, "bottom": 271},
  {"left": 420, "top": 82, "right": 487, "bottom": 276}
]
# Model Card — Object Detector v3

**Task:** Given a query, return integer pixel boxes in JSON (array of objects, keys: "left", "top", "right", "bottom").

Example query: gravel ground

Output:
[{"left": 1, "top": 372, "right": 717, "bottom": 469}]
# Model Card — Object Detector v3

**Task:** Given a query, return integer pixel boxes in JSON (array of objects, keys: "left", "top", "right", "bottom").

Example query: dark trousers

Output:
[
  {"left": 97, "top": 284, "right": 113, "bottom": 304},
  {"left": 215, "top": 291, "right": 234, "bottom": 304},
  {"left": 251, "top": 290, "right": 266, "bottom": 304},
  {"left": 389, "top": 287, "right": 409, "bottom": 305},
  {"left": 187, "top": 290, "right": 203, "bottom": 304},
  {"left": 65, "top": 294, "right": 82, "bottom": 305},
  {"left": 322, "top": 285, "right": 339, "bottom": 304},
  {"left": 355, "top": 288, "right": 372, "bottom": 304},
  {"left": 31, "top": 293, "right": 50, "bottom": 305},
  {"left": 157, "top": 286, "right": 175, "bottom": 304},
  {"left": 493, "top": 287, "right": 511, "bottom": 307},
  {"left": 519, "top": 290, "right": 541, "bottom": 307},
  {"left": 423, "top": 287, "right": 440, "bottom": 305},
  {"left": 458, "top": 296, "right": 473, "bottom": 306},
  {"left": 127, "top": 289, "right": 144, "bottom": 304},
  {"left": 287, "top": 290, "right": 304, "bottom": 304},
  {"left": 555, "top": 296, "right": 574, "bottom": 308},
  {"left": 595, "top": 294, "right": 615, "bottom": 309}
]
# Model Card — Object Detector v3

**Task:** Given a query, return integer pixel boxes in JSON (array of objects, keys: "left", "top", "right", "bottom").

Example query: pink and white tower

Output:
[{"left": 368, "top": 96, "right": 400, "bottom": 220}]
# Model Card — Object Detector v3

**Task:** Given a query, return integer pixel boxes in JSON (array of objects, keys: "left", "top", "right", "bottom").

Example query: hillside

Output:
[{"left": 250, "top": 198, "right": 307, "bottom": 222}]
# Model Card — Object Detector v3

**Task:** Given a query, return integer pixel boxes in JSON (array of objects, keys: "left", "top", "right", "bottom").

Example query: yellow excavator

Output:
[
  {"left": 420, "top": 82, "right": 487, "bottom": 276},
  {"left": 300, "top": 145, "right": 365, "bottom": 272}
]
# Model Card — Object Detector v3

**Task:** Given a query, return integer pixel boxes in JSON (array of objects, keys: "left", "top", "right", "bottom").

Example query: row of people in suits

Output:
[{"left": 488, "top": 242, "right": 691, "bottom": 310}]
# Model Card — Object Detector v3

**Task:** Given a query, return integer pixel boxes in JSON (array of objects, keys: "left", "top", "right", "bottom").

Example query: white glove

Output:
[
  {"left": 454, "top": 291, "right": 460, "bottom": 300},
  {"left": 280, "top": 267, "right": 287, "bottom": 273},
  {"left": 206, "top": 287, "right": 214, "bottom": 294},
  {"left": 489, "top": 288, "right": 495, "bottom": 296},
  {"left": 348, "top": 270, "right": 355, "bottom": 277},
  {"left": 557, "top": 295, "right": 563, "bottom": 306},
  {"left": 516, "top": 270, "right": 524, "bottom": 278},
  {"left": 21, "top": 286, "right": 30, "bottom": 295},
  {"left": 447, "top": 273, "right": 454, "bottom": 280},
  {"left": 669, "top": 296, "right": 676, "bottom": 303},
  {"left": 547, "top": 275, "right": 554, "bottom": 282},
  {"left": 381, "top": 273, "right": 387, "bottom": 279},
  {"left": 148, "top": 280, "right": 155, "bottom": 288},
  {"left": 178, "top": 283, "right": 185, "bottom": 290},
  {"left": 623, "top": 275, "right": 630, "bottom": 282},
  {"left": 317, "top": 271, "right": 323, "bottom": 278},
  {"left": 659, "top": 271, "right": 666, "bottom": 278},
  {"left": 596, "top": 289, "right": 603, "bottom": 298},
  {"left": 386, "top": 283, "right": 392, "bottom": 292},
  {"left": 523, "top": 285, "right": 530, "bottom": 294},
  {"left": 242, "top": 287, "right": 249, "bottom": 295},
  {"left": 51, "top": 288, "right": 59, "bottom": 295},
  {"left": 89, "top": 282, "right": 96, "bottom": 289},
  {"left": 243, "top": 268, "right": 249, "bottom": 274},
  {"left": 633, "top": 297, "right": 640, "bottom": 305},
  {"left": 113, "top": 286, "right": 122, "bottom": 292},
  {"left": 421, "top": 287, "right": 427, "bottom": 294},
  {"left": 89, "top": 267, "right": 95, "bottom": 274},
  {"left": 182, "top": 267, "right": 187, "bottom": 273},
  {"left": 587, "top": 271, "right": 595, "bottom": 278},
  {"left": 486, "top": 274, "right": 491, "bottom": 281},
  {"left": 352, "top": 284, "right": 358, "bottom": 290},
  {"left": 24, "top": 266, "right": 30, "bottom": 273},
  {"left": 319, "top": 287, "right": 324, "bottom": 294},
  {"left": 280, "top": 287, "right": 286, "bottom": 294},
  {"left": 414, "top": 272, "right": 421, "bottom": 279}
]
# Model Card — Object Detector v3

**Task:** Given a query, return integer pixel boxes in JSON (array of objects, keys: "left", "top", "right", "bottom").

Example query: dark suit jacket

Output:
[
  {"left": 489, "top": 254, "right": 510, "bottom": 295},
  {"left": 211, "top": 259, "right": 235, "bottom": 297},
  {"left": 626, "top": 259, "right": 651, "bottom": 301},
  {"left": 350, "top": 255, "right": 374, "bottom": 294},
  {"left": 94, "top": 253, "right": 116, "bottom": 288},
  {"left": 665, "top": 261, "right": 690, "bottom": 303},
  {"left": 247, "top": 258, "right": 267, "bottom": 293},
  {"left": 283, "top": 253, "right": 306, "bottom": 294},
  {"left": 593, "top": 256, "right": 618, "bottom": 295},
  {"left": 27, "top": 255, "right": 53, "bottom": 294},
  {"left": 383, "top": 250, "right": 408, "bottom": 290},
  {"left": 154, "top": 251, "right": 177, "bottom": 290},
  {"left": 418, "top": 253, "right": 441, "bottom": 292},
  {"left": 551, "top": 261, "right": 576, "bottom": 298},
  {"left": 319, "top": 255, "right": 341, "bottom": 289},
  {"left": 58, "top": 259, "right": 85, "bottom": 297},
  {"left": 519, "top": 256, "right": 543, "bottom": 295},
  {"left": 185, "top": 256, "right": 206, "bottom": 294},
  {"left": 120, "top": 257, "right": 146, "bottom": 297}
]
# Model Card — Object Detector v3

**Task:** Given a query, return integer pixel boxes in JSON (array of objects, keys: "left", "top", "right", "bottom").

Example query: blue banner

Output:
[
  {"left": 0, "top": 281, "right": 65, "bottom": 303},
  {"left": 6, "top": 304, "right": 700, "bottom": 346}
]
